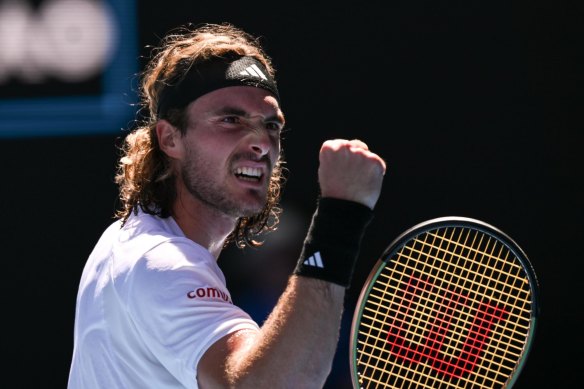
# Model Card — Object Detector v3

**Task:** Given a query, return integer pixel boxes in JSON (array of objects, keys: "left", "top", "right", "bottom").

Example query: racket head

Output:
[{"left": 350, "top": 216, "right": 539, "bottom": 389}]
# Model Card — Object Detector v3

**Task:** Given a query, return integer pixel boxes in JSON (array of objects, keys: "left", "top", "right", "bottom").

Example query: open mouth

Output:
[{"left": 234, "top": 167, "right": 263, "bottom": 182}]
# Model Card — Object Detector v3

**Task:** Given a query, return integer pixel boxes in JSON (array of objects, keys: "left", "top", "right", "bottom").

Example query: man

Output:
[{"left": 68, "top": 23, "right": 386, "bottom": 388}]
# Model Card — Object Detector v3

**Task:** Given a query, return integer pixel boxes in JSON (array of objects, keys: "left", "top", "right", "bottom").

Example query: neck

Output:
[{"left": 172, "top": 187, "right": 237, "bottom": 259}]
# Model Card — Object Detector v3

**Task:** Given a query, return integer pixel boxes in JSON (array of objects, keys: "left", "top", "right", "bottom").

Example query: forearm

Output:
[
  {"left": 198, "top": 140, "right": 386, "bottom": 388},
  {"left": 226, "top": 275, "right": 345, "bottom": 388},
  {"left": 223, "top": 198, "right": 375, "bottom": 387}
]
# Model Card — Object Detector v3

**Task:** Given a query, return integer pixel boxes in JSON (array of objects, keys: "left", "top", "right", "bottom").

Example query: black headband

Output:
[{"left": 156, "top": 55, "right": 279, "bottom": 117}]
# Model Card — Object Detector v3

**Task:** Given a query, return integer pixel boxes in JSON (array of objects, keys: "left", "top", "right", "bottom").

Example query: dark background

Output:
[{"left": 1, "top": 0, "right": 582, "bottom": 387}]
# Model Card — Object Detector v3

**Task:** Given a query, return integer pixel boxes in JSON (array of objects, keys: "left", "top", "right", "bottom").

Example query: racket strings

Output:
[
  {"left": 360, "top": 297, "right": 526, "bottom": 361},
  {"left": 385, "top": 227, "right": 456, "bottom": 388},
  {"left": 378, "top": 252, "right": 532, "bottom": 327},
  {"left": 354, "top": 226, "right": 533, "bottom": 389}
]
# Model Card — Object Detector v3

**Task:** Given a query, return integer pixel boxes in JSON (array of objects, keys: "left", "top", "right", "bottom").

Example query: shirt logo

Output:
[{"left": 187, "top": 286, "right": 232, "bottom": 303}]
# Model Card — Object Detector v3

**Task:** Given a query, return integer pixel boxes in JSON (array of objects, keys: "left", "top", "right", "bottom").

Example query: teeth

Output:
[{"left": 235, "top": 167, "right": 262, "bottom": 178}]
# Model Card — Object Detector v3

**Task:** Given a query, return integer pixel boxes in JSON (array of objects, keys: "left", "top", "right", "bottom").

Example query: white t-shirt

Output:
[{"left": 68, "top": 210, "right": 260, "bottom": 388}]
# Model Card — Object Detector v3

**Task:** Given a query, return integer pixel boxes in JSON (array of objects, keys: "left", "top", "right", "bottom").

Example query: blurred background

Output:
[{"left": 1, "top": 0, "right": 582, "bottom": 387}]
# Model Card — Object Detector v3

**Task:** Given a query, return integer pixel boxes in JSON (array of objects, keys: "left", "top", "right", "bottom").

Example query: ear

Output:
[{"left": 156, "top": 119, "right": 184, "bottom": 159}]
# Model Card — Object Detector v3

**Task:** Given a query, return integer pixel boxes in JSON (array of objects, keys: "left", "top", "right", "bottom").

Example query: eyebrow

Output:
[{"left": 215, "top": 106, "right": 285, "bottom": 125}]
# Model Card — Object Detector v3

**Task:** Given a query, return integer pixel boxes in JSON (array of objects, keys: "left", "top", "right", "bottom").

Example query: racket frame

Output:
[{"left": 350, "top": 216, "right": 539, "bottom": 389}]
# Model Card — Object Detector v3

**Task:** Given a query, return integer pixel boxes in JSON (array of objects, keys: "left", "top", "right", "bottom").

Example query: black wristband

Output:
[{"left": 293, "top": 197, "right": 374, "bottom": 288}]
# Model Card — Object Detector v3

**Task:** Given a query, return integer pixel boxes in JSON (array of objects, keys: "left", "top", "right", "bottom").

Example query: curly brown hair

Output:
[{"left": 114, "top": 23, "right": 286, "bottom": 248}]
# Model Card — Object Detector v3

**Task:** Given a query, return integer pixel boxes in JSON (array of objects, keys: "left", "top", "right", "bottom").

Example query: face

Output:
[{"left": 177, "top": 86, "right": 284, "bottom": 218}]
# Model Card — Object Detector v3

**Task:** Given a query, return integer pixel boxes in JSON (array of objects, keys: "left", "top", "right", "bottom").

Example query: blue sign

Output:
[{"left": 0, "top": 0, "right": 138, "bottom": 138}]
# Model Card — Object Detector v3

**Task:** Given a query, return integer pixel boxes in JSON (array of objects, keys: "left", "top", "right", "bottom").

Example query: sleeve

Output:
[{"left": 123, "top": 239, "right": 259, "bottom": 388}]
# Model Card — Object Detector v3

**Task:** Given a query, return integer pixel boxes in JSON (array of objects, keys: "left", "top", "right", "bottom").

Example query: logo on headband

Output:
[
  {"left": 239, "top": 64, "right": 268, "bottom": 81},
  {"left": 157, "top": 55, "right": 280, "bottom": 116}
]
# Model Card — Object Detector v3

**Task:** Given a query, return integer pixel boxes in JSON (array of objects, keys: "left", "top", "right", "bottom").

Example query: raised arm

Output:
[{"left": 198, "top": 139, "right": 386, "bottom": 388}]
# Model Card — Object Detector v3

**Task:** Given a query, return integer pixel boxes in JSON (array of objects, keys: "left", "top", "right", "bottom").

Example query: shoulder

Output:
[
  {"left": 112, "top": 211, "right": 222, "bottom": 295},
  {"left": 117, "top": 210, "right": 215, "bottom": 264},
  {"left": 143, "top": 238, "right": 216, "bottom": 274}
]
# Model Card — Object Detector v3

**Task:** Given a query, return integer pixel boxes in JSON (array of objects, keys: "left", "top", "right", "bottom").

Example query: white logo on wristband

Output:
[{"left": 303, "top": 251, "right": 324, "bottom": 268}]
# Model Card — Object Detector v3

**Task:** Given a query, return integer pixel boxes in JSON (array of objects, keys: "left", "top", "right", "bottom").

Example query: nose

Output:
[
  {"left": 242, "top": 117, "right": 274, "bottom": 157},
  {"left": 249, "top": 130, "right": 271, "bottom": 157}
]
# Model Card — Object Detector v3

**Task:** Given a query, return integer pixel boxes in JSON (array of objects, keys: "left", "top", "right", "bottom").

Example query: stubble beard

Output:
[{"left": 180, "top": 150, "right": 269, "bottom": 219}]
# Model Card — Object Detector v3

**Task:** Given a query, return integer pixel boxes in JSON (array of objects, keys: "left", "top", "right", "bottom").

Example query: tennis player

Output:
[{"left": 68, "top": 23, "right": 386, "bottom": 388}]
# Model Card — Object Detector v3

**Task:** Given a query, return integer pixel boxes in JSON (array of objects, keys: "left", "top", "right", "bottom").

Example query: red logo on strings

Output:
[{"left": 386, "top": 276, "right": 507, "bottom": 378}]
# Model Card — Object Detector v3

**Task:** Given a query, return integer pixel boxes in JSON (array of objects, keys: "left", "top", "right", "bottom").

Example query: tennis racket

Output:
[{"left": 350, "top": 217, "right": 539, "bottom": 389}]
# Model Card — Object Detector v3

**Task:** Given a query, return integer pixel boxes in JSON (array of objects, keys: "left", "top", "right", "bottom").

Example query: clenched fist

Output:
[{"left": 318, "top": 139, "right": 386, "bottom": 210}]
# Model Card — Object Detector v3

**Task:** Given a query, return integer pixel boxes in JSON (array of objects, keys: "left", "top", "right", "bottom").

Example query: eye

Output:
[
  {"left": 265, "top": 121, "right": 283, "bottom": 133},
  {"left": 221, "top": 116, "right": 240, "bottom": 124}
]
